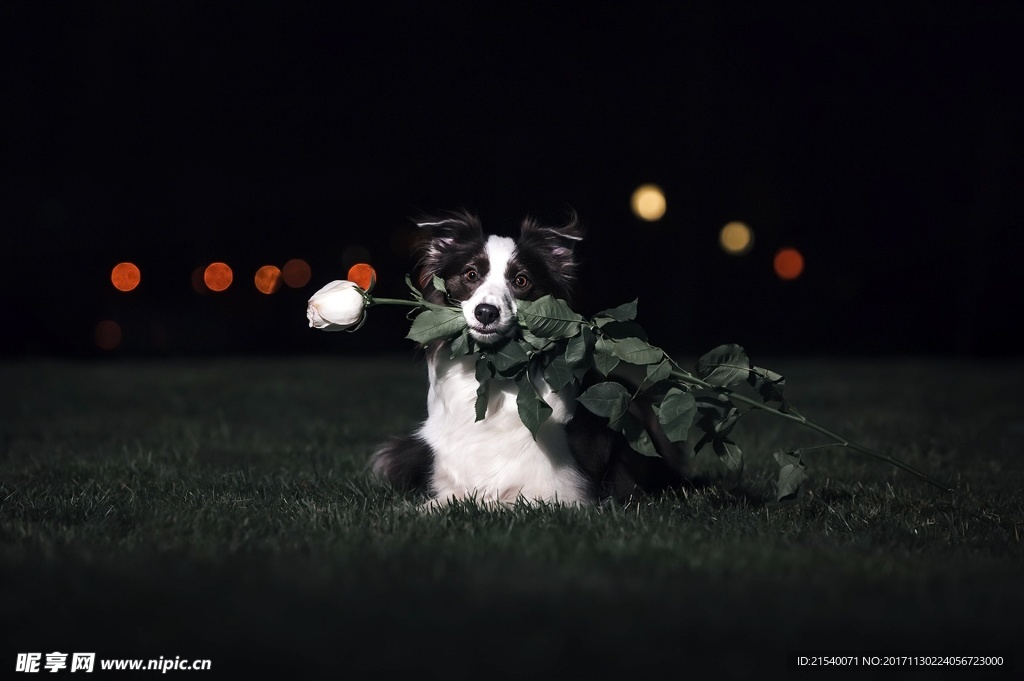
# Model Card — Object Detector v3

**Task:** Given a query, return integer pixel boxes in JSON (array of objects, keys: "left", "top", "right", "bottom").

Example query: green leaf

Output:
[
  {"left": 593, "top": 337, "right": 620, "bottom": 376},
  {"left": 405, "top": 274, "right": 425, "bottom": 302},
  {"left": 449, "top": 329, "right": 472, "bottom": 359},
  {"left": 596, "top": 320, "right": 649, "bottom": 341},
  {"left": 695, "top": 344, "right": 750, "bottom": 387},
  {"left": 566, "top": 327, "right": 595, "bottom": 382},
  {"left": 515, "top": 372, "right": 552, "bottom": 438},
  {"left": 516, "top": 296, "right": 584, "bottom": 340},
  {"left": 714, "top": 438, "right": 743, "bottom": 472},
  {"left": 610, "top": 337, "right": 664, "bottom": 366},
  {"left": 406, "top": 307, "right": 468, "bottom": 345},
  {"left": 695, "top": 394, "right": 740, "bottom": 436},
  {"left": 749, "top": 365, "right": 788, "bottom": 409},
  {"left": 487, "top": 339, "right": 531, "bottom": 377},
  {"left": 593, "top": 299, "right": 638, "bottom": 324},
  {"left": 645, "top": 359, "right": 672, "bottom": 385},
  {"left": 656, "top": 387, "right": 696, "bottom": 443},
  {"left": 564, "top": 328, "right": 590, "bottom": 367},
  {"left": 542, "top": 352, "right": 574, "bottom": 392},
  {"left": 617, "top": 412, "right": 659, "bottom": 457},
  {"left": 577, "top": 381, "right": 631, "bottom": 425},
  {"left": 474, "top": 355, "right": 493, "bottom": 422},
  {"left": 773, "top": 450, "right": 808, "bottom": 502},
  {"left": 693, "top": 431, "right": 714, "bottom": 454},
  {"left": 521, "top": 328, "right": 552, "bottom": 351},
  {"left": 431, "top": 274, "right": 448, "bottom": 295}
]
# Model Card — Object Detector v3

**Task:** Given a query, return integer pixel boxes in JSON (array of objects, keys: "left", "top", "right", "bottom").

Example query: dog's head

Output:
[{"left": 415, "top": 211, "right": 583, "bottom": 345}]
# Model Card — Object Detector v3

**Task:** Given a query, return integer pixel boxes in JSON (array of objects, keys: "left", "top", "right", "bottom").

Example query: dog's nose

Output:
[{"left": 474, "top": 303, "right": 500, "bottom": 326}]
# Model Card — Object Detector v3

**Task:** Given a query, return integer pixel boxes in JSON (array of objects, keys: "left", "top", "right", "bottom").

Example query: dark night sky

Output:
[{"left": 3, "top": 1, "right": 1023, "bottom": 358}]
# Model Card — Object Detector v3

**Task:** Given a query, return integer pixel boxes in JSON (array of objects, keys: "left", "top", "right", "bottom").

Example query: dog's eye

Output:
[
  {"left": 463, "top": 268, "right": 479, "bottom": 282},
  {"left": 513, "top": 275, "right": 529, "bottom": 289}
]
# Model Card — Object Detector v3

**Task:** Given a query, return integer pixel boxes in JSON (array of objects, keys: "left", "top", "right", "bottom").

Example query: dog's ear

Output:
[
  {"left": 413, "top": 210, "right": 485, "bottom": 290},
  {"left": 519, "top": 210, "right": 584, "bottom": 258},
  {"left": 414, "top": 210, "right": 484, "bottom": 248},
  {"left": 519, "top": 211, "right": 584, "bottom": 277}
]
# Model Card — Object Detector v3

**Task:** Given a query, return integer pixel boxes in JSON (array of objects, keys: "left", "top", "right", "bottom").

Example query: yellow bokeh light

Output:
[
  {"left": 111, "top": 262, "right": 141, "bottom": 292},
  {"left": 720, "top": 221, "right": 754, "bottom": 255},
  {"left": 630, "top": 184, "right": 666, "bottom": 222},
  {"left": 203, "top": 262, "right": 233, "bottom": 292},
  {"left": 254, "top": 265, "right": 282, "bottom": 295},
  {"left": 282, "top": 258, "right": 311, "bottom": 288}
]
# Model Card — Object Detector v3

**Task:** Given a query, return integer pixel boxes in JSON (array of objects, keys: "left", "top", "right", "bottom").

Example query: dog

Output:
[{"left": 369, "top": 211, "right": 686, "bottom": 506}]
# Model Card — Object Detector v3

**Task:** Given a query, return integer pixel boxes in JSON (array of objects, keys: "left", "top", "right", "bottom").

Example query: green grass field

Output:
[{"left": 2, "top": 355, "right": 1022, "bottom": 678}]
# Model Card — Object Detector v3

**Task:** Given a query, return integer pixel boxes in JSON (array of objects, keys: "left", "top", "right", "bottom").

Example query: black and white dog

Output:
[{"left": 370, "top": 211, "right": 685, "bottom": 506}]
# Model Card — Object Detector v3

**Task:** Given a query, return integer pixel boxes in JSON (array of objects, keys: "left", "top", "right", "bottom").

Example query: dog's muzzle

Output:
[
  {"left": 474, "top": 303, "right": 500, "bottom": 326},
  {"left": 465, "top": 298, "right": 516, "bottom": 346}
]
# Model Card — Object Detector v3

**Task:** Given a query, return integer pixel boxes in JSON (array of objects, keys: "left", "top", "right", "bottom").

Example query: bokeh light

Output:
[
  {"left": 254, "top": 265, "right": 282, "bottom": 294},
  {"left": 95, "top": 320, "right": 122, "bottom": 350},
  {"left": 774, "top": 247, "right": 805, "bottom": 281},
  {"left": 347, "top": 263, "right": 377, "bottom": 292},
  {"left": 720, "top": 221, "right": 754, "bottom": 255},
  {"left": 282, "top": 258, "right": 311, "bottom": 288},
  {"left": 203, "top": 262, "right": 233, "bottom": 292},
  {"left": 111, "top": 262, "right": 141, "bottom": 292},
  {"left": 630, "top": 184, "right": 667, "bottom": 222}
]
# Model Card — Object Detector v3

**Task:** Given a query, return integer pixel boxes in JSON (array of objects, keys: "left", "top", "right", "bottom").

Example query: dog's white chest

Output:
[{"left": 417, "top": 352, "right": 589, "bottom": 505}]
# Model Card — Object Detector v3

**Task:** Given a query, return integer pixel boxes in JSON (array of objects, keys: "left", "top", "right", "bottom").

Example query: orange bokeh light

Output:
[
  {"left": 203, "top": 262, "right": 233, "bottom": 292},
  {"left": 254, "top": 265, "right": 282, "bottom": 294},
  {"left": 282, "top": 258, "right": 311, "bottom": 288},
  {"left": 95, "top": 320, "right": 122, "bottom": 350},
  {"left": 347, "top": 263, "right": 377, "bottom": 292},
  {"left": 111, "top": 262, "right": 141, "bottom": 292},
  {"left": 774, "top": 247, "right": 805, "bottom": 281}
]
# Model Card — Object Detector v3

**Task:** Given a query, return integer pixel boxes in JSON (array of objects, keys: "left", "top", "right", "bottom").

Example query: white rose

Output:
[{"left": 307, "top": 280, "right": 367, "bottom": 331}]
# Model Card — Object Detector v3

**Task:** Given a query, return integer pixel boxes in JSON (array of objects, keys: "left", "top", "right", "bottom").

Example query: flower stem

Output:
[
  {"left": 367, "top": 297, "right": 424, "bottom": 308},
  {"left": 668, "top": 368, "right": 955, "bottom": 493}
]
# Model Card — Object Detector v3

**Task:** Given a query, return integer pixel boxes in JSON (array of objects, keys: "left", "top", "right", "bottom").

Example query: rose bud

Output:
[{"left": 307, "top": 280, "right": 367, "bottom": 331}]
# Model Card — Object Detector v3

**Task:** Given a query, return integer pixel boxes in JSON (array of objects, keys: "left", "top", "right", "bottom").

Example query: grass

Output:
[{"left": 2, "top": 354, "right": 1022, "bottom": 678}]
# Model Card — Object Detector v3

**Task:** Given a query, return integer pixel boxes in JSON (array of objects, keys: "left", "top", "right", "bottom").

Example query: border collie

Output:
[{"left": 369, "top": 211, "right": 685, "bottom": 506}]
